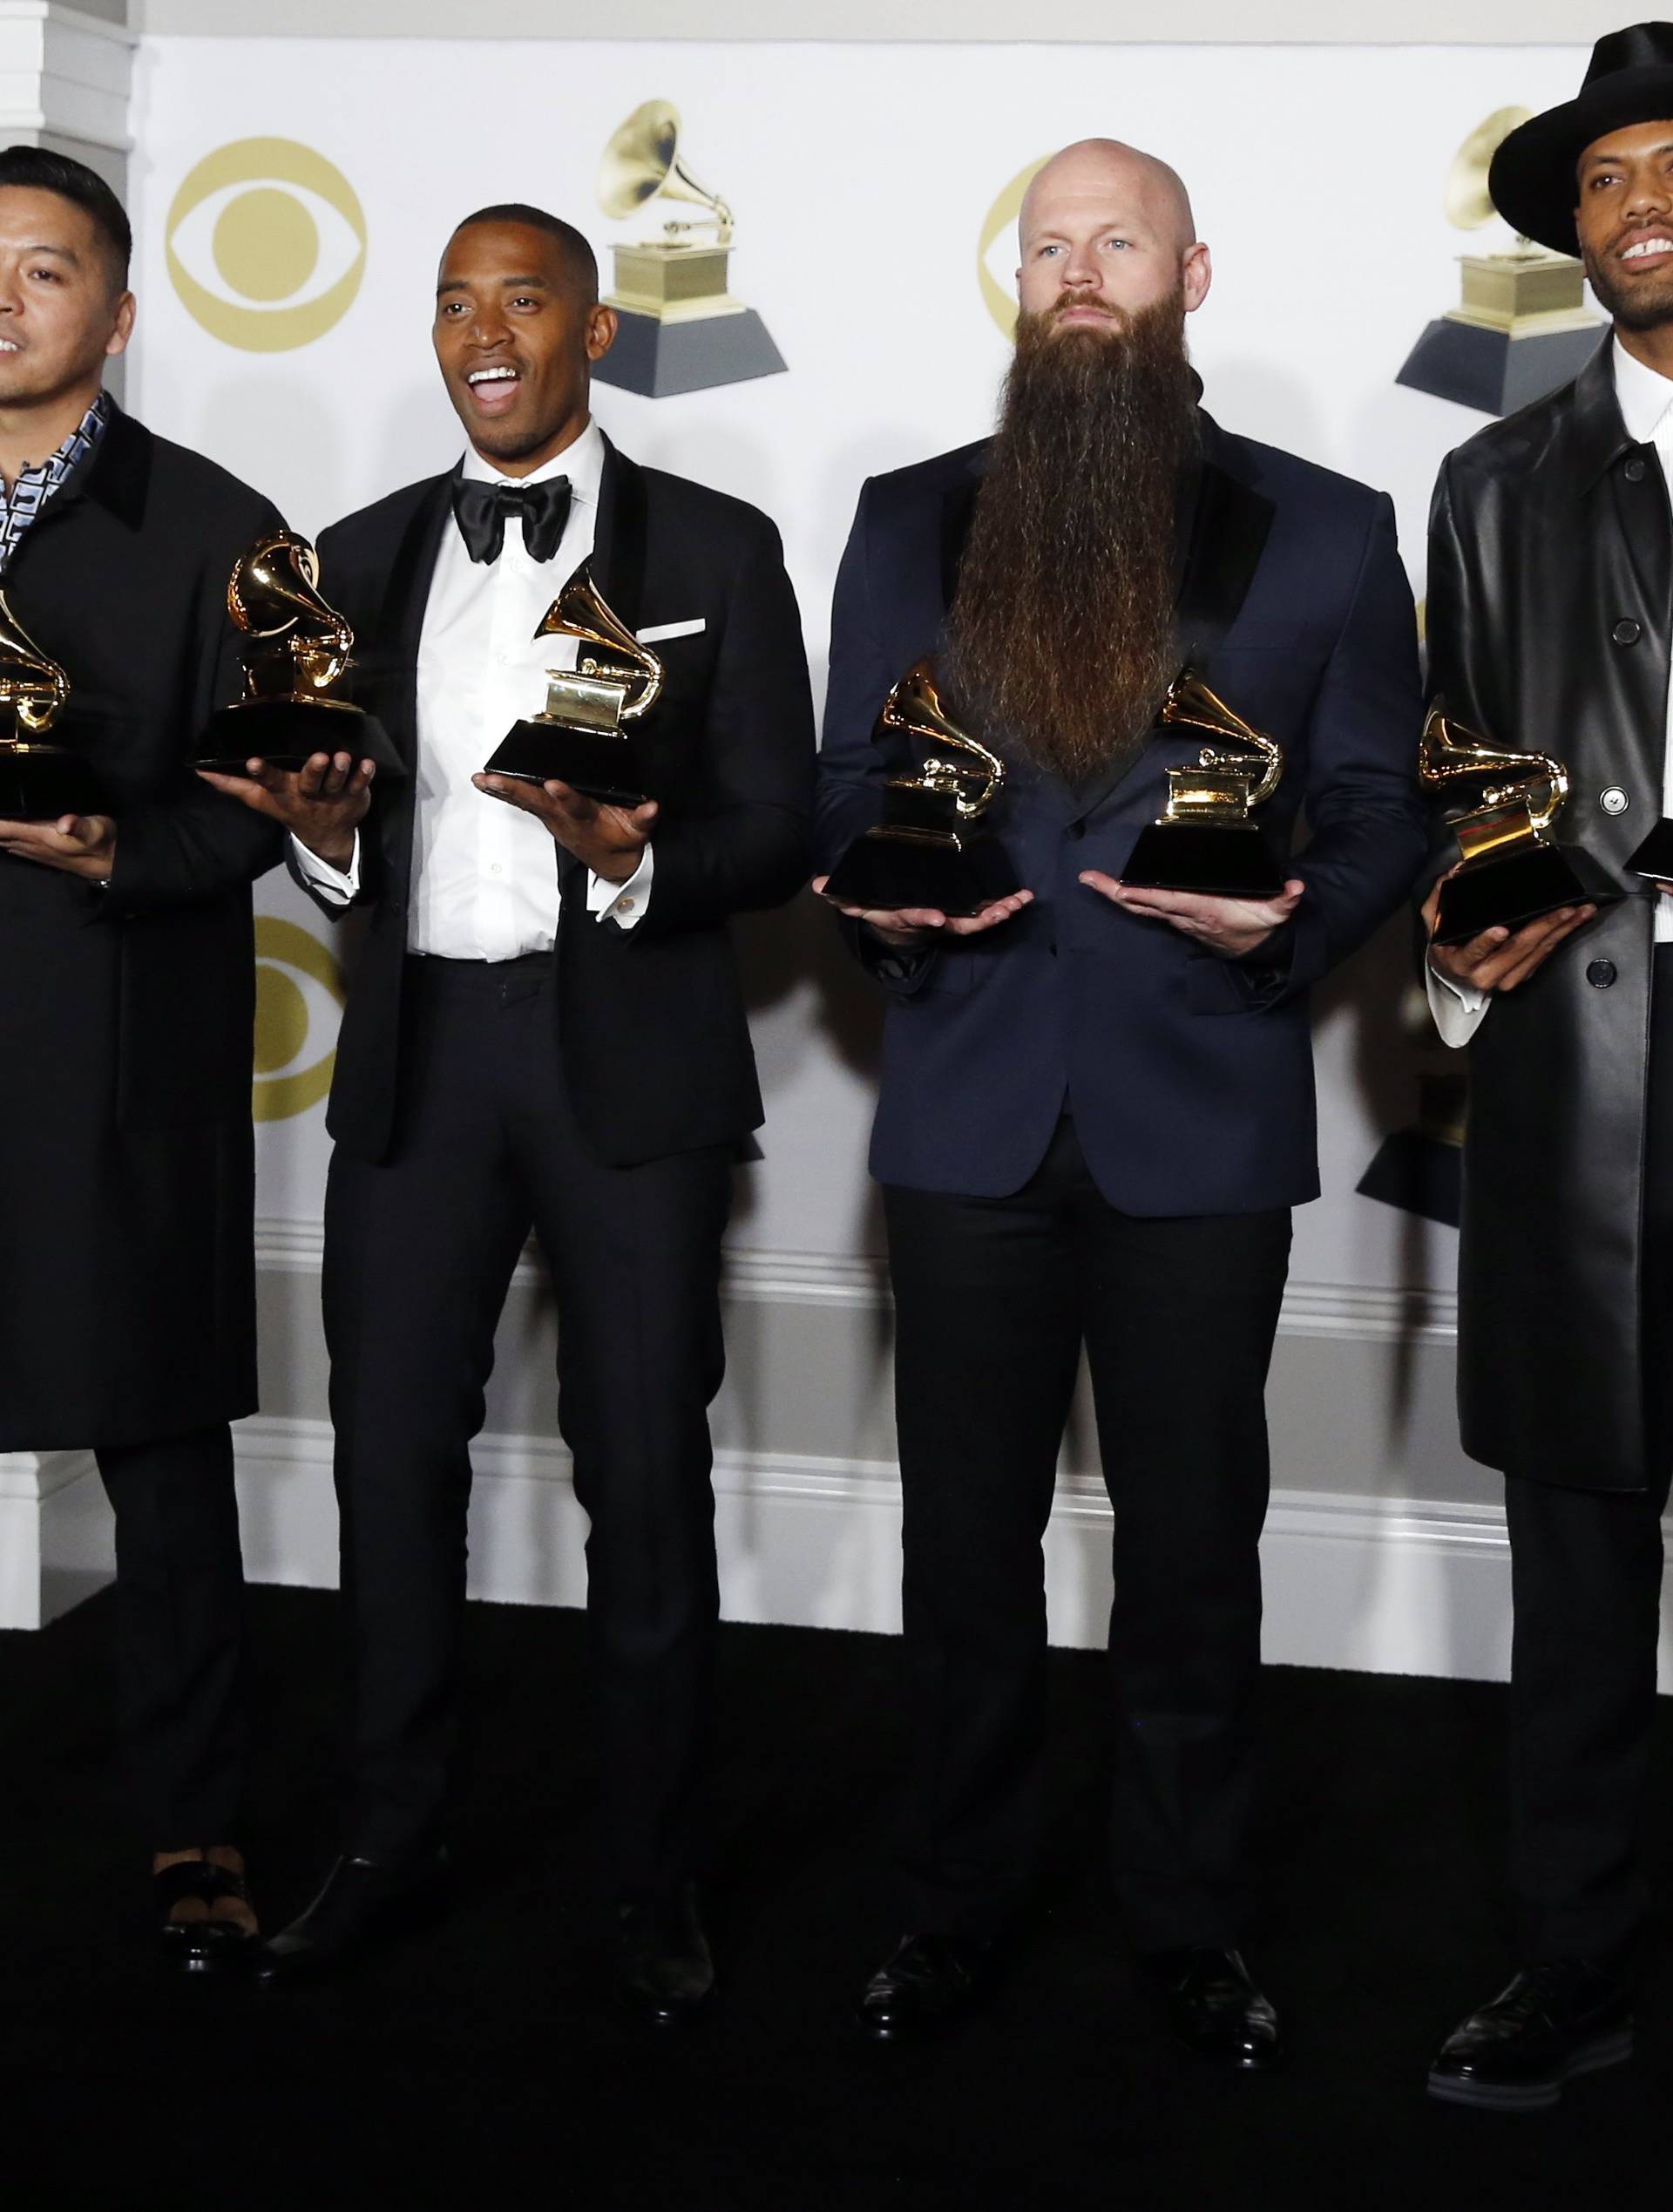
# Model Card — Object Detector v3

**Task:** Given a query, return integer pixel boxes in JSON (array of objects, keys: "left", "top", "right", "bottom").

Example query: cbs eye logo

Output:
[
  {"left": 253, "top": 916, "right": 345, "bottom": 1122},
  {"left": 979, "top": 155, "right": 1047, "bottom": 338},
  {"left": 167, "top": 139, "right": 366, "bottom": 353}
]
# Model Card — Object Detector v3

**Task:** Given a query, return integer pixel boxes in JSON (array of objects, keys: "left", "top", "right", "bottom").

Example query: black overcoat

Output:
[
  {"left": 0, "top": 405, "right": 281, "bottom": 1449},
  {"left": 1427, "top": 343, "right": 1668, "bottom": 1491},
  {"left": 302, "top": 438, "right": 815, "bottom": 1169}
]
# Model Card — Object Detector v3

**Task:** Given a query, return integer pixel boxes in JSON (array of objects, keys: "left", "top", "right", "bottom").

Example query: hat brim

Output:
[{"left": 1490, "top": 71, "right": 1673, "bottom": 255}]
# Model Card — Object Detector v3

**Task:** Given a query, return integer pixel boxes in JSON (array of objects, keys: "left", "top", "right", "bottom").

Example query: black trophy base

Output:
[
  {"left": 0, "top": 744, "right": 104, "bottom": 821},
  {"left": 1396, "top": 317, "right": 1604, "bottom": 419},
  {"left": 1629, "top": 818, "right": 1673, "bottom": 884},
  {"left": 196, "top": 700, "right": 406, "bottom": 779},
  {"left": 823, "top": 829, "right": 1019, "bottom": 919},
  {"left": 1121, "top": 822, "right": 1286, "bottom": 899},
  {"left": 484, "top": 722, "right": 647, "bottom": 808},
  {"left": 593, "top": 307, "right": 787, "bottom": 399},
  {"left": 1432, "top": 841, "right": 1622, "bottom": 946},
  {"left": 1355, "top": 1130, "right": 1463, "bottom": 1230}
]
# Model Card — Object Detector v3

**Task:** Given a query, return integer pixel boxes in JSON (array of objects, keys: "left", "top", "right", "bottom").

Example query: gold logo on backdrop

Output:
[
  {"left": 167, "top": 139, "right": 366, "bottom": 352},
  {"left": 978, "top": 157, "right": 1048, "bottom": 338},
  {"left": 253, "top": 916, "right": 344, "bottom": 1122}
]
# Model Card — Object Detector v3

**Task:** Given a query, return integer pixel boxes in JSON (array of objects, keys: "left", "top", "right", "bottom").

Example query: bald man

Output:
[{"left": 816, "top": 140, "right": 1425, "bottom": 2055}]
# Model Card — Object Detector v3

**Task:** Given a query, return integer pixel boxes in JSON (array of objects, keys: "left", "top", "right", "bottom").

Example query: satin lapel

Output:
[
  {"left": 1067, "top": 441, "right": 1275, "bottom": 824},
  {"left": 377, "top": 471, "right": 457, "bottom": 770}
]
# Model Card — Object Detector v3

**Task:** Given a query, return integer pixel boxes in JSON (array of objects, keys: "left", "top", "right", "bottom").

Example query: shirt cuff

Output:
[
  {"left": 1425, "top": 954, "right": 1489, "bottom": 1048},
  {"left": 289, "top": 829, "right": 360, "bottom": 906},
  {"left": 587, "top": 844, "right": 654, "bottom": 928}
]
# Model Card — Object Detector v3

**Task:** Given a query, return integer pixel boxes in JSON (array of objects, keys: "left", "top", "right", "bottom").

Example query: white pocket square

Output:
[{"left": 636, "top": 617, "right": 706, "bottom": 644}]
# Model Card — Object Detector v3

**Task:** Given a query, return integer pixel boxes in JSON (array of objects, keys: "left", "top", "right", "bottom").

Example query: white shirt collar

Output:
[
  {"left": 459, "top": 416, "right": 606, "bottom": 503},
  {"left": 1612, "top": 335, "right": 1673, "bottom": 444}
]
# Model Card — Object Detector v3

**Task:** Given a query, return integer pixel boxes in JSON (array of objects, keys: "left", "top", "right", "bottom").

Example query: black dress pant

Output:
[
  {"left": 322, "top": 954, "right": 732, "bottom": 1891},
  {"left": 1504, "top": 945, "right": 1673, "bottom": 1968},
  {"left": 94, "top": 1423, "right": 246, "bottom": 1846},
  {"left": 883, "top": 1116, "right": 1292, "bottom": 1951}
]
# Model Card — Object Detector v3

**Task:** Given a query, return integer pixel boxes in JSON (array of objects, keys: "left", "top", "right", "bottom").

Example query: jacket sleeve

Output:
[
  {"left": 1271, "top": 491, "right": 1428, "bottom": 999},
  {"left": 814, "top": 477, "right": 942, "bottom": 998},
  {"left": 100, "top": 500, "right": 288, "bottom": 919},
  {"left": 633, "top": 514, "right": 814, "bottom": 940}
]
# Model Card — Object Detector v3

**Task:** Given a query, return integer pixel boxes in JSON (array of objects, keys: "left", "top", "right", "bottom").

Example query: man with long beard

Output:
[{"left": 816, "top": 139, "right": 1426, "bottom": 2055}]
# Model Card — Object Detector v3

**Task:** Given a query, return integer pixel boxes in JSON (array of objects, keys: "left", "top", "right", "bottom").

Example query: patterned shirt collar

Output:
[{"left": 0, "top": 390, "right": 112, "bottom": 575}]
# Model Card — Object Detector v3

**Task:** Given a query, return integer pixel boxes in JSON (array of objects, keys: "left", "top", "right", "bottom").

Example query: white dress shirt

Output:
[
  {"left": 1427, "top": 336, "right": 1673, "bottom": 1048},
  {"left": 292, "top": 418, "right": 652, "bottom": 955}
]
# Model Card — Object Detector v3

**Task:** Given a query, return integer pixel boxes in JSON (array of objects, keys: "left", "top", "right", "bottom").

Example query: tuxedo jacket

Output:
[
  {"left": 307, "top": 438, "right": 815, "bottom": 1168},
  {"left": 0, "top": 404, "right": 282, "bottom": 1446},
  {"left": 816, "top": 411, "right": 1428, "bottom": 1214}
]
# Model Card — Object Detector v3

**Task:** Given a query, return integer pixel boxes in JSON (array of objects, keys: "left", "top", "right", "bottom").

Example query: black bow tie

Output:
[{"left": 451, "top": 473, "right": 572, "bottom": 565}]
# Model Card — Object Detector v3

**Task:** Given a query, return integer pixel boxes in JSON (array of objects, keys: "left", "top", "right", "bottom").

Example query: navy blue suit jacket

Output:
[{"left": 816, "top": 412, "right": 1426, "bottom": 1213}]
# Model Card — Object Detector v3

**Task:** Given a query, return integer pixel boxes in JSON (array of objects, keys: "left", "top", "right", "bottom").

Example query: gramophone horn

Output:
[
  {"left": 597, "top": 98, "right": 734, "bottom": 240},
  {"left": 1443, "top": 105, "right": 1534, "bottom": 231}
]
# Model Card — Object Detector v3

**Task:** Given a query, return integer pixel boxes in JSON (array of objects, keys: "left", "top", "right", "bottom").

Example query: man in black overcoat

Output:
[
  {"left": 209, "top": 205, "right": 814, "bottom": 2018},
  {"left": 0, "top": 149, "right": 281, "bottom": 1966},
  {"left": 1422, "top": 25, "right": 1673, "bottom": 2111}
]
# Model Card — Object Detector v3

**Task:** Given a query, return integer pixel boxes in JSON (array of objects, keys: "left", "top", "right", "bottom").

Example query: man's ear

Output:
[
  {"left": 1182, "top": 242, "right": 1212, "bottom": 315},
  {"left": 586, "top": 302, "right": 619, "bottom": 362},
  {"left": 105, "top": 288, "right": 136, "bottom": 358}
]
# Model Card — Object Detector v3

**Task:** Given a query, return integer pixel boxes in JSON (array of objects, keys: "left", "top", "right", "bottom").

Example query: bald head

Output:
[{"left": 1016, "top": 137, "right": 1209, "bottom": 329}]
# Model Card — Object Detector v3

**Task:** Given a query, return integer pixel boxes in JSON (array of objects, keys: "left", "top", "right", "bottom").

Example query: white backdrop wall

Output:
[{"left": 19, "top": 30, "right": 1668, "bottom": 1674}]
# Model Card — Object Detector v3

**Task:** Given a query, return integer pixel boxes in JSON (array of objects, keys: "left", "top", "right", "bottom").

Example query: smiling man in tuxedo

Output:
[
  {"left": 817, "top": 139, "right": 1426, "bottom": 2056},
  {"left": 208, "top": 205, "right": 813, "bottom": 2018}
]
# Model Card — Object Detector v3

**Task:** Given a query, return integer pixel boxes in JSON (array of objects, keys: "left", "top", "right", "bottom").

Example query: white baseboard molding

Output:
[
  {"left": 16, "top": 1419, "right": 1670, "bottom": 1687},
  {"left": 229, "top": 1415, "right": 1673, "bottom": 1687}
]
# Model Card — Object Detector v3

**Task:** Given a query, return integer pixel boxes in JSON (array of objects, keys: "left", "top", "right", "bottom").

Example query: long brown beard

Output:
[{"left": 943, "top": 288, "right": 1198, "bottom": 785}]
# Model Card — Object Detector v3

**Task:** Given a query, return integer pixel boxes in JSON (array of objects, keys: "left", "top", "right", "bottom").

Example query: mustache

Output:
[{"left": 1036, "top": 288, "right": 1129, "bottom": 327}]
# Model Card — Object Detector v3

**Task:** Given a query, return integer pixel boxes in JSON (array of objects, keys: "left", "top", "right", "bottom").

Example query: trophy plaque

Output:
[
  {"left": 1121, "top": 670, "right": 1287, "bottom": 898},
  {"left": 196, "top": 532, "right": 404, "bottom": 777},
  {"left": 593, "top": 99, "right": 786, "bottom": 399},
  {"left": 1627, "top": 817, "right": 1673, "bottom": 885},
  {"left": 483, "top": 563, "right": 660, "bottom": 807},
  {"left": 1397, "top": 108, "right": 1602, "bottom": 418},
  {"left": 823, "top": 660, "right": 1020, "bottom": 917},
  {"left": 1421, "top": 705, "right": 1620, "bottom": 944},
  {"left": 0, "top": 592, "right": 102, "bottom": 820}
]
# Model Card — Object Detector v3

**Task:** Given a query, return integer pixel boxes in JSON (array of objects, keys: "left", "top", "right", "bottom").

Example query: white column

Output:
[{"left": 0, "top": 1450, "right": 111, "bottom": 1629}]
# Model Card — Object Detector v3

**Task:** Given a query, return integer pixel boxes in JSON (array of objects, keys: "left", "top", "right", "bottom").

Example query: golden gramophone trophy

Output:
[
  {"left": 1397, "top": 107, "right": 1602, "bottom": 417},
  {"left": 1121, "top": 671, "right": 1286, "bottom": 897},
  {"left": 195, "top": 531, "right": 404, "bottom": 777},
  {"left": 483, "top": 563, "right": 661, "bottom": 807},
  {"left": 1421, "top": 706, "right": 1618, "bottom": 944},
  {"left": 822, "top": 661, "right": 1020, "bottom": 916},
  {"left": 593, "top": 98, "right": 786, "bottom": 399},
  {"left": 0, "top": 594, "right": 102, "bottom": 819}
]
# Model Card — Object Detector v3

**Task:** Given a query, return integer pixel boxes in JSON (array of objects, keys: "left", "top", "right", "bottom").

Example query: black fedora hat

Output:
[{"left": 1491, "top": 22, "right": 1673, "bottom": 254}]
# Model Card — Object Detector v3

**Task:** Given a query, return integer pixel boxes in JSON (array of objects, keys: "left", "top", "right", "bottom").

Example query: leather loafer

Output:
[
  {"left": 616, "top": 1882, "right": 715, "bottom": 2026},
  {"left": 1427, "top": 1959, "right": 1633, "bottom": 2111},
  {"left": 1146, "top": 1946, "right": 1284, "bottom": 2069},
  {"left": 857, "top": 1932, "right": 994, "bottom": 2043},
  {"left": 257, "top": 1849, "right": 451, "bottom": 1988}
]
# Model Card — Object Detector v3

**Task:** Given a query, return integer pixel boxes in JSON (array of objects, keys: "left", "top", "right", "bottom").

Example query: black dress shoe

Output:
[
  {"left": 257, "top": 1849, "right": 451, "bottom": 1987},
  {"left": 1427, "top": 1959, "right": 1633, "bottom": 2112},
  {"left": 857, "top": 1933, "right": 994, "bottom": 2043},
  {"left": 616, "top": 1882, "right": 715, "bottom": 2026},
  {"left": 155, "top": 1856, "right": 259, "bottom": 1978},
  {"left": 1146, "top": 1946, "right": 1284, "bottom": 2069}
]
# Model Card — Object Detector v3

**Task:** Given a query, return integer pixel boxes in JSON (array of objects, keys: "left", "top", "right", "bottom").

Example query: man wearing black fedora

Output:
[{"left": 1423, "top": 22, "right": 1673, "bottom": 2111}]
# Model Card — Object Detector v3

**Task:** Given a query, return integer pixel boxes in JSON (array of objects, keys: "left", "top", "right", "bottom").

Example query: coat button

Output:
[
  {"left": 1613, "top": 618, "right": 1643, "bottom": 645},
  {"left": 1625, "top": 455, "right": 1649, "bottom": 482},
  {"left": 1601, "top": 785, "right": 1630, "bottom": 814},
  {"left": 1587, "top": 958, "right": 1617, "bottom": 988}
]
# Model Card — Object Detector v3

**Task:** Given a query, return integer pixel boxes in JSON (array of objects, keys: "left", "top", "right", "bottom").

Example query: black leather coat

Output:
[{"left": 1427, "top": 343, "right": 1665, "bottom": 1490}]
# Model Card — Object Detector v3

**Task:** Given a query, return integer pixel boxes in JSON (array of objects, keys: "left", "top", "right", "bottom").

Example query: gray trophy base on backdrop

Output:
[
  {"left": 1396, "top": 319, "right": 1604, "bottom": 417},
  {"left": 195, "top": 699, "right": 406, "bottom": 779},
  {"left": 0, "top": 744, "right": 104, "bottom": 821},
  {"left": 484, "top": 721, "right": 648, "bottom": 808},
  {"left": 593, "top": 309, "right": 787, "bottom": 399},
  {"left": 1120, "top": 821, "right": 1287, "bottom": 899}
]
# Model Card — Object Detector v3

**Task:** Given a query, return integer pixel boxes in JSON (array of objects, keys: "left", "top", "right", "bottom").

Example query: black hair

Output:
[
  {"left": 0, "top": 146, "right": 131, "bottom": 288},
  {"left": 451, "top": 203, "right": 598, "bottom": 302}
]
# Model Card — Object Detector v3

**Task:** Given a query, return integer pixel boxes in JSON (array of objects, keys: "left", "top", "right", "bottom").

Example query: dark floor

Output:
[{"left": 0, "top": 1586, "right": 1666, "bottom": 2210}]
